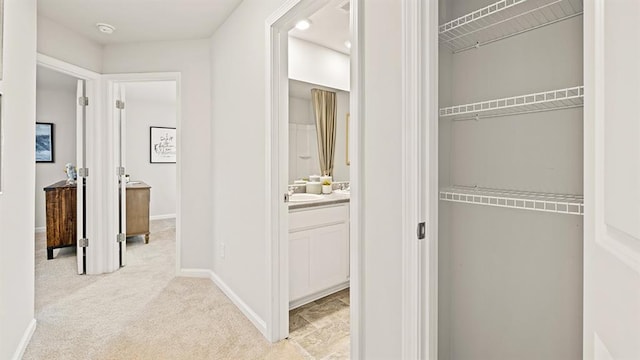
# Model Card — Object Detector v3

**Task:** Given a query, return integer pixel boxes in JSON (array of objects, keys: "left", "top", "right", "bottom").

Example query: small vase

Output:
[{"left": 322, "top": 185, "right": 332, "bottom": 194}]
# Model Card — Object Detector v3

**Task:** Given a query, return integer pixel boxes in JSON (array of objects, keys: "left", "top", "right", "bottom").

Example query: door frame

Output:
[
  {"left": 264, "top": 0, "right": 365, "bottom": 356},
  {"left": 36, "top": 53, "right": 102, "bottom": 274},
  {"left": 418, "top": 0, "right": 439, "bottom": 358},
  {"left": 103, "top": 73, "right": 182, "bottom": 273}
]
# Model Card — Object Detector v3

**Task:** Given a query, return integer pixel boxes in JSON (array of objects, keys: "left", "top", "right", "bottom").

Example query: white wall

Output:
[
  {"left": 210, "top": 0, "right": 289, "bottom": 332},
  {"left": 102, "top": 39, "right": 212, "bottom": 269},
  {"left": 35, "top": 67, "right": 78, "bottom": 229},
  {"left": 361, "top": 0, "right": 404, "bottom": 358},
  {"left": 125, "top": 81, "right": 177, "bottom": 218},
  {"left": 37, "top": 15, "right": 103, "bottom": 73},
  {"left": 0, "top": 0, "right": 37, "bottom": 358},
  {"left": 289, "top": 36, "right": 350, "bottom": 92}
]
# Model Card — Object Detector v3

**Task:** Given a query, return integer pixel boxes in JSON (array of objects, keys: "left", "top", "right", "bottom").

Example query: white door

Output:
[
  {"left": 76, "top": 79, "right": 87, "bottom": 274},
  {"left": 585, "top": 0, "right": 640, "bottom": 358},
  {"left": 114, "top": 84, "right": 127, "bottom": 267}
]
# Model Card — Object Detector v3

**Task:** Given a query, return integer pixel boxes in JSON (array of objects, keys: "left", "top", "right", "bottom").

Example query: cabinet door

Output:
[
  {"left": 289, "top": 230, "right": 311, "bottom": 301},
  {"left": 309, "top": 222, "right": 350, "bottom": 293},
  {"left": 289, "top": 222, "right": 350, "bottom": 302}
]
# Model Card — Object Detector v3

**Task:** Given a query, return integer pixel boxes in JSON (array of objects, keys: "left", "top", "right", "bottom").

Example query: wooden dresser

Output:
[
  {"left": 126, "top": 182, "right": 151, "bottom": 243},
  {"left": 44, "top": 180, "right": 152, "bottom": 259},
  {"left": 44, "top": 180, "right": 77, "bottom": 260}
]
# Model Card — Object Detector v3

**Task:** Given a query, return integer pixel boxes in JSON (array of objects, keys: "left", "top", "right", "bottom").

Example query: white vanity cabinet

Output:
[{"left": 289, "top": 203, "right": 349, "bottom": 308}]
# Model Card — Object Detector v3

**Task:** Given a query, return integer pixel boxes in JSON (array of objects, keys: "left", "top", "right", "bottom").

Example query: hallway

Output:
[{"left": 25, "top": 220, "right": 305, "bottom": 359}]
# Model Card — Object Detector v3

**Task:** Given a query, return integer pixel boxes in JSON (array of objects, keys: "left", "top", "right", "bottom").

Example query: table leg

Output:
[
  {"left": 47, "top": 248, "right": 54, "bottom": 260},
  {"left": 144, "top": 234, "right": 150, "bottom": 244}
]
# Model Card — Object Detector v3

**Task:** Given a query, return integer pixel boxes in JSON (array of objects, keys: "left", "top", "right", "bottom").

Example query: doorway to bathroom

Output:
[{"left": 266, "top": 0, "right": 363, "bottom": 358}]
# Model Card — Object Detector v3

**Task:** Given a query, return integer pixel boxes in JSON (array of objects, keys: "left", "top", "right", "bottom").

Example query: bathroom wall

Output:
[
  {"left": 124, "top": 81, "right": 177, "bottom": 219},
  {"left": 34, "top": 66, "right": 78, "bottom": 230}
]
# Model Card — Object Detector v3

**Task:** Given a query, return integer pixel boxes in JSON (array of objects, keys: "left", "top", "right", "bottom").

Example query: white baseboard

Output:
[
  {"left": 178, "top": 268, "right": 268, "bottom": 338},
  {"left": 12, "top": 319, "right": 36, "bottom": 360},
  {"left": 150, "top": 214, "right": 176, "bottom": 221},
  {"left": 289, "top": 281, "right": 350, "bottom": 310},
  {"left": 34, "top": 227, "right": 45, "bottom": 233}
]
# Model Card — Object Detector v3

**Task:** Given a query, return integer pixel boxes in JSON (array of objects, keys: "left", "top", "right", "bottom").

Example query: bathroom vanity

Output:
[{"left": 288, "top": 193, "right": 349, "bottom": 309}]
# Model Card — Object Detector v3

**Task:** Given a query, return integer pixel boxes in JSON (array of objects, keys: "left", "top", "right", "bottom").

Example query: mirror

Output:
[{"left": 289, "top": 79, "right": 350, "bottom": 184}]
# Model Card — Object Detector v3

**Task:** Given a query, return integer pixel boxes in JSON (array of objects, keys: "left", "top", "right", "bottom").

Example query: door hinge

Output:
[
  {"left": 78, "top": 96, "right": 89, "bottom": 106},
  {"left": 284, "top": 193, "right": 290, "bottom": 203},
  {"left": 417, "top": 222, "right": 426, "bottom": 240},
  {"left": 78, "top": 168, "right": 89, "bottom": 178},
  {"left": 117, "top": 167, "right": 125, "bottom": 176},
  {"left": 115, "top": 100, "right": 125, "bottom": 110},
  {"left": 79, "top": 238, "right": 89, "bottom": 247},
  {"left": 117, "top": 233, "right": 126, "bottom": 243}
]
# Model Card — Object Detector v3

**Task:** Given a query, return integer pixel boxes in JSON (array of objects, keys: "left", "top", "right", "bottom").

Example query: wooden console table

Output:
[
  {"left": 126, "top": 182, "right": 151, "bottom": 243},
  {"left": 44, "top": 181, "right": 77, "bottom": 260},
  {"left": 44, "top": 180, "right": 152, "bottom": 259}
]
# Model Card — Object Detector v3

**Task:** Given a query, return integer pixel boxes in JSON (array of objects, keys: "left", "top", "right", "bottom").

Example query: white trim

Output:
[
  {"left": 35, "top": 226, "right": 45, "bottom": 233},
  {"left": 179, "top": 269, "right": 268, "bottom": 337},
  {"left": 11, "top": 319, "right": 36, "bottom": 360},
  {"left": 289, "top": 282, "right": 350, "bottom": 310},
  {"left": 582, "top": 0, "right": 596, "bottom": 357},
  {"left": 102, "top": 73, "right": 182, "bottom": 275},
  {"left": 36, "top": 54, "right": 100, "bottom": 80},
  {"left": 401, "top": 0, "right": 422, "bottom": 358},
  {"left": 349, "top": 1, "right": 364, "bottom": 358},
  {"left": 150, "top": 214, "right": 176, "bottom": 221},
  {"left": 265, "top": 0, "right": 333, "bottom": 344},
  {"left": 423, "top": 0, "right": 440, "bottom": 358}
]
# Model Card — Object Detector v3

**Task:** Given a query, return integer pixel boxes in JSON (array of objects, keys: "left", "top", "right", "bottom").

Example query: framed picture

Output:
[
  {"left": 36, "top": 122, "right": 54, "bottom": 163},
  {"left": 150, "top": 126, "right": 176, "bottom": 163}
]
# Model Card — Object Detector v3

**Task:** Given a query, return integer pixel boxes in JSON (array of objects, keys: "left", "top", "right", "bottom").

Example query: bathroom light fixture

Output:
[
  {"left": 344, "top": 40, "right": 352, "bottom": 49},
  {"left": 96, "top": 23, "right": 116, "bottom": 34},
  {"left": 295, "top": 19, "right": 312, "bottom": 30}
]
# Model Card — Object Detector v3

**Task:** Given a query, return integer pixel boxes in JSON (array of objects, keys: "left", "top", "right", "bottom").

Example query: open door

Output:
[
  {"left": 114, "top": 84, "right": 127, "bottom": 267},
  {"left": 585, "top": 1, "right": 640, "bottom": 358},
  {"left": 76, "top": 79, "right": 87, "bottom": 274}
]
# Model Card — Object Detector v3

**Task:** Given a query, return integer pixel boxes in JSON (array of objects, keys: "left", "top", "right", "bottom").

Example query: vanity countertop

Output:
[{"left": 288, "top": 192, "right": 350, "bottom": 210}]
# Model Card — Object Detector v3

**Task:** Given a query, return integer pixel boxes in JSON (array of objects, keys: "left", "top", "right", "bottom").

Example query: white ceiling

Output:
[
  {"left": 37, "top": 0, "right": 244, "bottom": 44},
  {"left": 289, "top": 0, "right": 350, "bottom": 55}
]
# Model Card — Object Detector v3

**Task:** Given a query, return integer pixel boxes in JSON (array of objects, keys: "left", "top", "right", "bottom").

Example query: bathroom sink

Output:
[
  {"left": 289, "top": 193, "right": 323, "bottom": 202},
  {"left": 334, "top": 189, "right": 350, "bottom": 195}
]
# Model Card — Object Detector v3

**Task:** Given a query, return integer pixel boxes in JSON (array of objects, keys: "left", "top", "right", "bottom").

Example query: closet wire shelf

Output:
[
  {"left": 440, "top": 186, "right": 584, "bottom": 215},
  {"left": 439, "top": 0, "right": 583, "bottom": 53},
  {"left": 439, "top": 86, "right": 583, "bottom": 121}
]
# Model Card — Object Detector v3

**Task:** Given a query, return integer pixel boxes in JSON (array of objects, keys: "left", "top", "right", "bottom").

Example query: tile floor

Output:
[{"left": 288, "top": 288, "right": 350, "bottom": 359}]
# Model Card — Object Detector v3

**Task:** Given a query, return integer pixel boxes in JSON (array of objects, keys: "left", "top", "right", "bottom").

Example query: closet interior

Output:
[{"left": 437, "top": 0, "right": 584, "bottom": 359}]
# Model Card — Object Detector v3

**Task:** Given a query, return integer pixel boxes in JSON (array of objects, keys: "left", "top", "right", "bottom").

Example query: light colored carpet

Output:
[{"left": 24, "top": 219, "right": 307, "bottom": 360}]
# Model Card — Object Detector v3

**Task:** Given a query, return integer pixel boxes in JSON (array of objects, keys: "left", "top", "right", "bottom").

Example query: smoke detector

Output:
[{"left": 96, "top": 23, "right": 116, "bottom": 34}]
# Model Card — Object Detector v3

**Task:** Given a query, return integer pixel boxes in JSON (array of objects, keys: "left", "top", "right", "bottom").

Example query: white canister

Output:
[
  {"left": 306, "top": 182, "right": 322, "bottom": 194},
  {"left": 322, "top": 185, "right": 332, "bottom": 194}
]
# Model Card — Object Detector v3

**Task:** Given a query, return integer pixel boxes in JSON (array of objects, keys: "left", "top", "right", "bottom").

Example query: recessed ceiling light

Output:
[
  {"left": 96, "top": 23, "right": 116, "bottom": 34},
  {"left": 344, "top": 40, "right": 352, "bottom": 49},
  {"left": 295, "top": 19, "right": 312, "bottom": 31}
]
